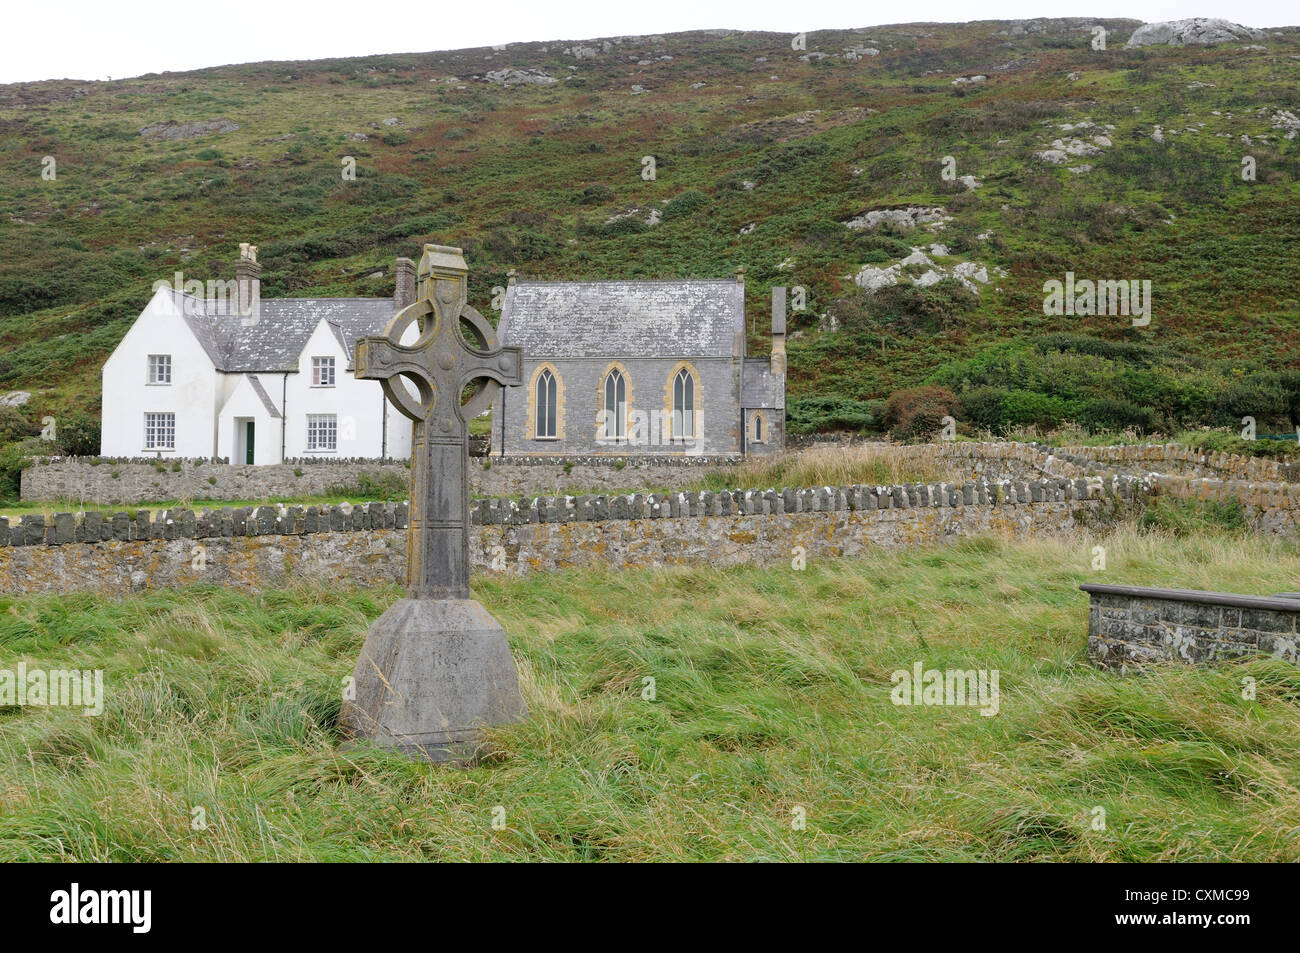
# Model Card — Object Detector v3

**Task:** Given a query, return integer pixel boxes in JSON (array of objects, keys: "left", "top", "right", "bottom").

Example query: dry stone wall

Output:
[
  {"left": 19, "top": 455, "right": 745, "bottom": 504},
  {"left": 0, "top": 475, "right": 1142, "bottom": 596}
]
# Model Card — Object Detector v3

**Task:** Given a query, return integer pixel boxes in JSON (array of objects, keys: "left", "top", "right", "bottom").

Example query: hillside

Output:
[{"left": 1, "top": 18, "right": 1299, "bottom": 443}]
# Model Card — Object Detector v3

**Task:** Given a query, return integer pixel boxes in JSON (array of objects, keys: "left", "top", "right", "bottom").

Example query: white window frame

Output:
[
  {"left": 144, "top": 412, "right": 175, "bottom": 450},
  {"left": 306, "top": 414, "right": 338, "bottom": 452},
  {"left": 147, "top": 354, "right": 172, "bottom": 385},
  {"left": 312, "top": 356, "right": 336, "bottom": 387}
]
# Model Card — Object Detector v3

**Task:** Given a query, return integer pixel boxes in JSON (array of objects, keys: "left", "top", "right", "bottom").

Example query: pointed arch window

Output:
[
  {"left": 535, "top": 368, "right": 557, "bottom": 438},
  {"left": 673, "top": 368, "right": 696, "bottom": 439},
  {"left": 754, "top": 413, "right": 763, "bottom": 442},
  {"left": 603, "top": 368, "right": 627, "bottom": 441}
]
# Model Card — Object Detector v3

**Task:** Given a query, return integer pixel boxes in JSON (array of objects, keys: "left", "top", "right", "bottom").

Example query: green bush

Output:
[
  {"left": 53, "top": 410, "right": 100, "bottom": 456},
  {"left": 0, "top": 440, "right": 36, "bottom": 503},
  {"left": 1076, "top": 398, "right": 1159, "bottom": 434},
  {"left": 576, "top": 184, "right": 614, "bottom": 205},
  {"left": 662, "top": 190, "right": 709, "bottom": 220},
  {"left": 786, "top": 396, "right": 878, "bottom": 434},
  {"left": 0, "top": 405, "right": 38, "bottom": 442}
]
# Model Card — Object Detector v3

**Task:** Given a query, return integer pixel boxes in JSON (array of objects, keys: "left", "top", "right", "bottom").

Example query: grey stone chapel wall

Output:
[
  {"left": 494, "top": 356, "right": 740, "bottom": 456},
  {"left": 0, "top": 475, "right": 1142, "bottom": 596}
]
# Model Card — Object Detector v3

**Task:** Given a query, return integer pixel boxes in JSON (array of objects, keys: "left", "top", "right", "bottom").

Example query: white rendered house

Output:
[{"left": 100, "top": 249, "right": 418, "bottom": 463}]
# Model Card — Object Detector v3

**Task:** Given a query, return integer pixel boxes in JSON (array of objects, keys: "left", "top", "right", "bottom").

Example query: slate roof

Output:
[
  {"left": 167, "top": 289, "right": 394, "bottom": 373},
  {"left": 743, "top": 358, "right": 785, "bottom": 410},
  {"left": 498, "top": 280, "right": 745, "bottom": 359}
]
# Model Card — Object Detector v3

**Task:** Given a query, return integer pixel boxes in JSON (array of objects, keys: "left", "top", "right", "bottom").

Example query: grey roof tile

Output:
[
  {"left": 167, "top": 288, "right": 394, "bottom": 372},
  {"left": 499, "top": 280, "right": 744, "bottom": 359}
]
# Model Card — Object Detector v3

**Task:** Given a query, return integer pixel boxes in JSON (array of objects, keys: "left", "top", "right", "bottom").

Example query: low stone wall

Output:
[
  {"left": 1083, "top": 583, "right": 1300, "bottom": 670},
  {"left": 19, "top": 455, "right": 745, "bottom": 504},
  {"left": 0, "top": 475, "right": 1141, "bottom": 595},
  {"left": 19, "top": 458, "right": 411, "bottom": 506},
  {"left": 21, "top": 441, "right": 1299, "bottom": 505},
  {"left": 1054, "top": 443, "right": 1300, "bottom": 482},
  {"left": 1153, "top": 474, "right": 1300, "bottom": 536}
]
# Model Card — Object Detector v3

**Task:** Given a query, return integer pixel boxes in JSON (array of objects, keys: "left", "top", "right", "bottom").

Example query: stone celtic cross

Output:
[
  {"left": 355, "top": 244, "right": 522, "bottom": 599},
  {"left": 342, "top": 244, "right": 526, "bottom": 763}
]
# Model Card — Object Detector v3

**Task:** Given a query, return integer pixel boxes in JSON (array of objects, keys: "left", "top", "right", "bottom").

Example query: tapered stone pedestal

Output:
[{"left": 340, "top": 598, "right": 527, "bottom": 763}]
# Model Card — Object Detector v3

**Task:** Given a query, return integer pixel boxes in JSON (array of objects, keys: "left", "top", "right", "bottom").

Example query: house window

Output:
[
  {"left": 307, "top": 414, "right": 337, "bottom": 451},
  {"left": 602, "top": 368, "right": 627, "bottom": 441},
  {"left": 672, "top": 368, "right": 696, "bottom": 439},
  {"left": 312, "top": 356, "right": 336, "bottom": 387},
  {"left": 144, "top": 412, "right": 175, "bottom": 450},
  {"left": 148, "top": 354, "right": 171, "bottom": 384},
  {"left": 535, "top": 368, "right": 557, "bottom": 438}
]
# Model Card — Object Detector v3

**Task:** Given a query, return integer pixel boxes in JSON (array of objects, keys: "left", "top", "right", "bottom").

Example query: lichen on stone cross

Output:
[{"left": 354, "top": 244, "right": 522, "bottom": 599}]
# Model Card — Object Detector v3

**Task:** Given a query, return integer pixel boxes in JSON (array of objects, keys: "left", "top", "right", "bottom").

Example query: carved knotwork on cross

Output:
[{"left": 355, "top": 244, "right": 522, "bottom": 600}]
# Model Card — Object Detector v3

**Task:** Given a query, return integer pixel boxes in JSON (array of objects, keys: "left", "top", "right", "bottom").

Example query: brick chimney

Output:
[
  {"left": 235, "top": 243, "right": 261, "bottom": 316},
  {"left": 394, "top": 256, "right": 416, "bottom": 311},
  {"left": 771, "top": 286, "right": 787, "bottom": 377}
]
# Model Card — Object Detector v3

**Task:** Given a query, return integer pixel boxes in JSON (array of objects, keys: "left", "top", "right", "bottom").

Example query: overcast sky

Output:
[{"left": 4, "top": 0, "right": 1295, "bottom": 84}]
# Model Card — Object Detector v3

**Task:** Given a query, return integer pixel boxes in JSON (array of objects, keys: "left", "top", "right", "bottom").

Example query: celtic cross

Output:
[{"left": 354, "top": 244, "right": 522, "bottom": 600}]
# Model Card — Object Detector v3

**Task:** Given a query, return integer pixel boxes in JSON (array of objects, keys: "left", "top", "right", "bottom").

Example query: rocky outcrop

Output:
[
  {"left": 1125, "top": 18, "right": 1263, "bottom": 48},
  {"left": 843, "top": 207, "right": 947, "bottom": 230},
  {"left": 481, "top": 68, "right": 557, "bottom": 86}
]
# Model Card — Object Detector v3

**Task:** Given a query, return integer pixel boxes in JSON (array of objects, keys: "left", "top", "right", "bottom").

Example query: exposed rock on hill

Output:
[
  {"left": 481, "top": 68, "right": 558, "bottom": 86},
  {"left": 1125, "top": 18, "right": 1263, "bottom": 48},
  {"left": 843, "top": 207, "right": 947, "bottom": 230}
]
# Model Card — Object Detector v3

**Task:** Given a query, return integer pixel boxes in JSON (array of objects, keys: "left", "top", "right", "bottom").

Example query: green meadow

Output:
[{"left": 1, "top": 519, "right": 1297, "bottom": 861}]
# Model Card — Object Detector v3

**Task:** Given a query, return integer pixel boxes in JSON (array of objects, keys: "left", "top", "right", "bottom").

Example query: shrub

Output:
[
  {"left": 1076, "top": 398, "right": 1159, "bottom": 434},
  {"left": 53, "top": 410, "right": 100, "bottom": 456},
  {"left": 955, "top": 387, "right": 1007, "bottom": 431},
  {"left": 866, "top": 280, "right": 978, "bottom": 335},
  {"left": 786, "top": 396, "right": 878, "bottom": 434},
  {"left": 0, "top": 405, "right": 38, "bottom": 442},
  {"left": 0, "top": 441, "right": 34, "bottom": 502},
  {"left": 662, "top": 189, "right": 709, "bottom": 220},
  {"left": 576, "top": 184, "right": 614, "bottom": 205},
  {"left": 881, "top": 386, "right": 958, "bottom": 442}
]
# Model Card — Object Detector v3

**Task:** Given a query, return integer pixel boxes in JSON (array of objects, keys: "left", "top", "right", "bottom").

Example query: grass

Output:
[
  {"left": 1, "top": 521, "right": 1299, "bottom": 861},
  {"left": 698, "top": 443, "right": 970, "bottom": 490}
]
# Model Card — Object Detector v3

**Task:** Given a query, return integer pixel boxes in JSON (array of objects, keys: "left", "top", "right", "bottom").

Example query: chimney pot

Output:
[{"left": 235, "top": 245, "right": 261, "bottom": 316}]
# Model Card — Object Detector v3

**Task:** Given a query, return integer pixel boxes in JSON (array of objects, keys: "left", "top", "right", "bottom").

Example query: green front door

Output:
[{"left": 245, "top": 421, "right": 255, "bottom": 464}]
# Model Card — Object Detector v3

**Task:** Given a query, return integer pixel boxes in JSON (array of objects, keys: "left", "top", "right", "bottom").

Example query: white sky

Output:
[{"left": 3, "top": 0, "right": 1295, "bottom": 85}]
